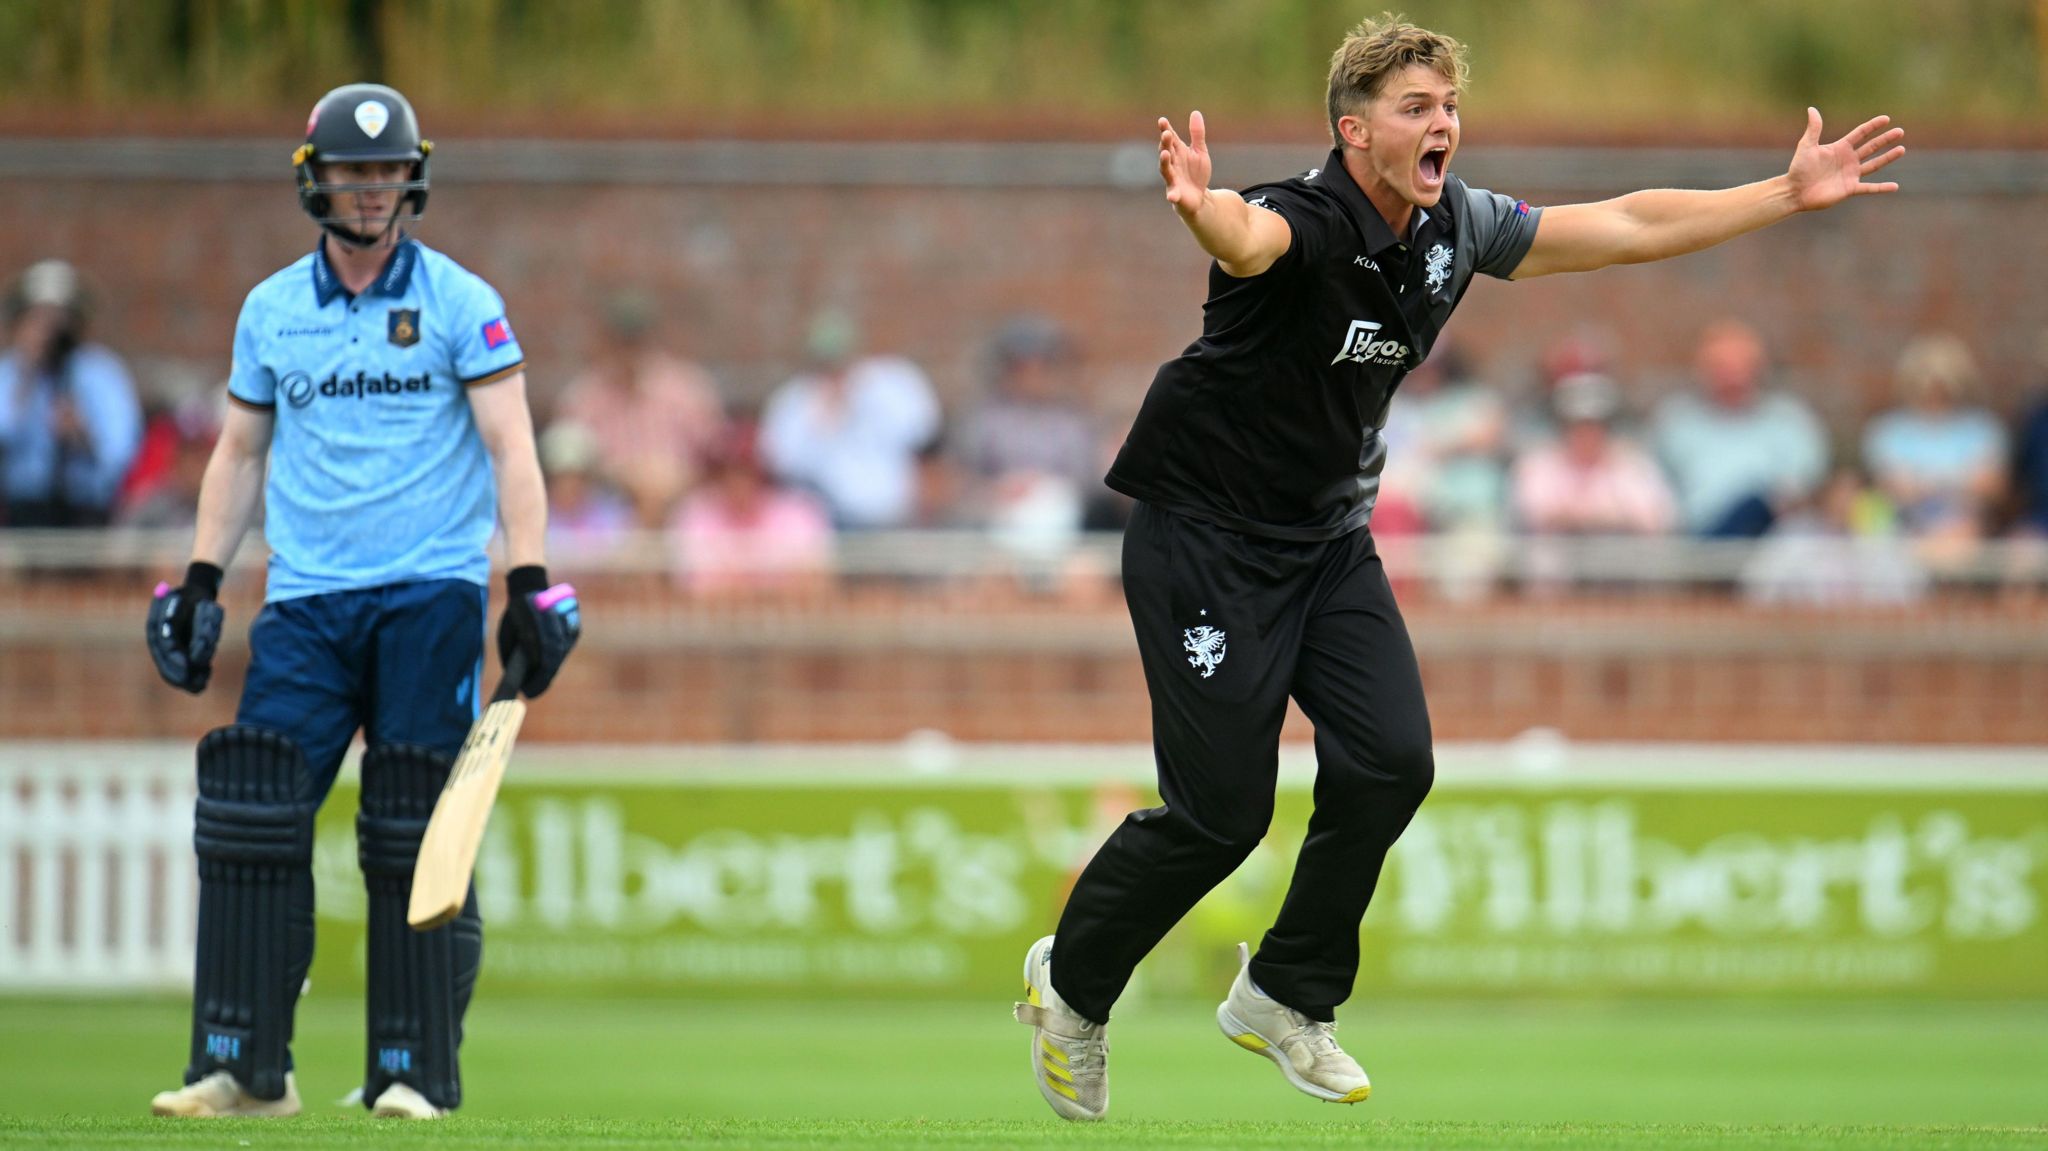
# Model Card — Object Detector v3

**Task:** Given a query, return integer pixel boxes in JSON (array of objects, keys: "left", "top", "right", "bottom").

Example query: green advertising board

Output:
[{"left": 305, "top": 746, "right": 2048, "bottom": 1000}]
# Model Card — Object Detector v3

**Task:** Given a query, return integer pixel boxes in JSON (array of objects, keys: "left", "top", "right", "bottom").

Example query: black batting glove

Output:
[
  {"left": 496, "top": 565, "right": 581, "bottom": 698},
  {"left": 146, "top": 561, "right": 225, "bottom": 694}
]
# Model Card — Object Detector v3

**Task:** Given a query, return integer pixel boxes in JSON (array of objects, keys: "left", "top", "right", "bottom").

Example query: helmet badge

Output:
[{"left": 354, "top": 99, "right": 390, "bottom": 139}]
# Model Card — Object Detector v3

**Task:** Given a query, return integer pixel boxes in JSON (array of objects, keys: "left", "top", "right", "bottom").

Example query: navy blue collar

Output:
[{"left": 311, "top": 237, "right": 418, "bottom": 307}]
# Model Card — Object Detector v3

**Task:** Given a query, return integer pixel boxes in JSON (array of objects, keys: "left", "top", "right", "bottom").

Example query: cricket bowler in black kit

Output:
[{"left": 1015, "top": 15, "right": 1906, "bottom": 1120}]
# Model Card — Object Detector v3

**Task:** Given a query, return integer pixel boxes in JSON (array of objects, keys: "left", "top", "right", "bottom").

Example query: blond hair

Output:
[
  {"left": 1326, "top": 13, "right": 1470, "bottom": 146},
  {"left": 1894, "top": 333, "right": 1980, "bottom": 406}
]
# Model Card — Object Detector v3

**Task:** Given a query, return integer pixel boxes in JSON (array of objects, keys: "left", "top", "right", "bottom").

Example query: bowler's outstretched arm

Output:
[
  {"left": 1513, "top": 109, "right": 1905, "bottom": 279},
  {"left": 1158, "top": 112, "right": 1295, "bottom": 278}
]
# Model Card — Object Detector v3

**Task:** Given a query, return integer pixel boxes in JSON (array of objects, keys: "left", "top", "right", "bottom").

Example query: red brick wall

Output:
[
  {"left": 5, "top": 577, "right": 2044, "bottom": 745},
  {"left": 7, "top": 145, "right": 2046, "bottom": 747},
  {"left": 6, "top": 164, "right": 2046, "bottom": 429}
]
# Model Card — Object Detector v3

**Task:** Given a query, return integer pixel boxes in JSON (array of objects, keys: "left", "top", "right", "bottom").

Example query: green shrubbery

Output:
[{"left": 2, "top": 0, "right": 2039, "bottom": 132}]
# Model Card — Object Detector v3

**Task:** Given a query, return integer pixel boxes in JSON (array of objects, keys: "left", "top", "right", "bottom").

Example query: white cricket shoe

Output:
[
  {"left": 369, "top": 1082, "right": 447, "bottom": 1119},
  {"left": 1012, "top": 934, "right": 1108, "bottom": 1121},
  {"left": 1216, "top": 942, "right": 1371, "bottom": 1104},
  {"left": 149, "top": 1070, "right": 301, "bottom": 1117}
]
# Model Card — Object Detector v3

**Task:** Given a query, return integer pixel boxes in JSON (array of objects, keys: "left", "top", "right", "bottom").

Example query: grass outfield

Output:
[
  {"left": 1, "top": 998, "right": 2043, "bottom": 1149},
  {"left": 2, "top": 1118, "right": 2045, "bottom": 1150}
]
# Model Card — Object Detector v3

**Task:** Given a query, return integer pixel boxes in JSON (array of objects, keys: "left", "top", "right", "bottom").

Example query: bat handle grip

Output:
[{"left": 492, "top": 649, "right": 530, "bottom": 704}]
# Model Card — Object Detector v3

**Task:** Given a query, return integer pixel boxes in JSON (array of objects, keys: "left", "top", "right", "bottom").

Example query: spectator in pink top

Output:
[
  {"left": 671, "top": 422, "right": 834, "bottom": 598},
  {"left": 556, "top": 291, "right": 727, "bottom": 527},
  {"left": 1511, "top": 372, "right": 1677, "bottom": 536}
]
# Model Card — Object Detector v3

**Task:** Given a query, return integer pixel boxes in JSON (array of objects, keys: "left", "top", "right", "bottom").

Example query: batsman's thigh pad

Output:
[
  {"left": 188, "top": 725, "right": 317, "bottom": 1101},
  {"left": 358, "top": 742, "right": 479, "bottom": 1111}
]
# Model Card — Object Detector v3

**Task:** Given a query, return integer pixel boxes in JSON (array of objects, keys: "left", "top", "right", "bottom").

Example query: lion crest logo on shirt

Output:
[
  {"left": 388, "top": 309, "right": 420, "bottom": 348},
  {"left": 1183, "top": 625, "right": 1227, "bottom": 679},
  {"left": 1423, "top": 242, "right": 1453, "bottom": 295}
]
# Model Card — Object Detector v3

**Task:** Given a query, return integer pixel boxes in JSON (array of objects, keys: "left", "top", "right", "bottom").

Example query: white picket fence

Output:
[{"left": 0, "top": 745, "right": 196, "bottom": 990}]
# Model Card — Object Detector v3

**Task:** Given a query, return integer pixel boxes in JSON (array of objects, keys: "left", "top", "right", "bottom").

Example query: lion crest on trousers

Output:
[{"left": 1182, "top": 625, "right": 1227, "bottom": 679}]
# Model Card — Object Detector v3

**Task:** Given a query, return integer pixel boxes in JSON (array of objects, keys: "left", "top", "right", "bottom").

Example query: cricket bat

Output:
[{"left": 408, "top": 651, "right": 530, "bottom": 930}]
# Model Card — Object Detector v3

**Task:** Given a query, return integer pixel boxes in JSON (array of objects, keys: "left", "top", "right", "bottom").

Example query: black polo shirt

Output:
[{"left": 1107, "top": 148, "right": 1542, "bottom": 541}]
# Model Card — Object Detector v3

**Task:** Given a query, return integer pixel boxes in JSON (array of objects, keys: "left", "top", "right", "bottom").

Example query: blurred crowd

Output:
[
  {"left": 537, "top": 294, "right": 1131, "bottom": 599},
  {"left": 1375, "top": 317, "right": 2048, "bottom": 602},
  {"left": 8, "top": 257, "right": 2048, "bottom": 605}
]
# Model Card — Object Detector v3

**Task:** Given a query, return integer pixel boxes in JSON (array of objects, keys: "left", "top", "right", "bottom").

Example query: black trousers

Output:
[{"left": 1051, "top": 502, "right": 1434, "bottom": 1023}]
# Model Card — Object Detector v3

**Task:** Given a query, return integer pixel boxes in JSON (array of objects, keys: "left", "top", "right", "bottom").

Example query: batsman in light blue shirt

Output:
[
  {"left": 141, "top": 84, "right": 581, "bottom": 1121},
  {"left": 225, "top": 230, "right": 521, "bottom": 600}
]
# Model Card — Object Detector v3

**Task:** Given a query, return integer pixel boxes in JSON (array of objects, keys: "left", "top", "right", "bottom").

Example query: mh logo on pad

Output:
[
  {"left": 204, "top": 1033, "right": 242, "bottom": 1061},
  {"left": 378, "top": 1047, "right": 414, "bottom": 1073},
  {"left": 1331, "top": 319, "right": 1410, "bottom": 366}
]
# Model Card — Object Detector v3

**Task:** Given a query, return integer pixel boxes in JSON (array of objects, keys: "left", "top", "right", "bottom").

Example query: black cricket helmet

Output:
[{"left": 293, "top": 83, "right": 432, "bottom": 244}]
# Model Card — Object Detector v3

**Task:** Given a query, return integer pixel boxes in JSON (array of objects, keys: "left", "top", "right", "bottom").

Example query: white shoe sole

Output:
[
  {"left": 149, "top": 1071, "right": 301, "bottom": 1118},
  {"left": 368, "top": 1082, "right": 446, "bottom": 1119},
  {"left": 1216, "top": 1002, "right": 1371, "bottom": 1104},
  {"left": 370, "top": 1101, "right": 445, "bottom": 1119},
  {"left": 149, "top": 1093, "right": 300, "bottom": 1117},
  {"left": 1021, "top": 936, "right": 1104, "bottom": 1122}
]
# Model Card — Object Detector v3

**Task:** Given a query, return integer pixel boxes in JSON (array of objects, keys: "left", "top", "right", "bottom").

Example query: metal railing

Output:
[
  {"left": 2, "top": 526, "right": 2043, "bottom": 592},
  {"left": 7, "top": 138, "right": 2048, "bottom": 196}
]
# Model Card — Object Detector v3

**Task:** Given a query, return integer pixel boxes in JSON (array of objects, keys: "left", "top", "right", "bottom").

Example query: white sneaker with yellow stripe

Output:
[
  {"left": 1012, "top": 934, "right": 1108, "bottom": 1121},
  {"left": 1216, "top": 942, "right": 1371, "bottom": 1104}
]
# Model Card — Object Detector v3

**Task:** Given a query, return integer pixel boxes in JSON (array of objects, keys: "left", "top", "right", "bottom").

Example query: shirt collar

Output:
[
  {"left": 310, "top": 237, "right": 418, "bottom": 307},
  {"left": 1319, "top": 148, "right": 1429, "bottom": 256}
]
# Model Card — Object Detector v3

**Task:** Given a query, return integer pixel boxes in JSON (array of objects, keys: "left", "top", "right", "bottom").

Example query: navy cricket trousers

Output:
[
  {"left": 236, "top": 578, "right": 487, "bottom": 801},
  {"left": 223, "top": 577, "right": 487, "bottom": 1071}
]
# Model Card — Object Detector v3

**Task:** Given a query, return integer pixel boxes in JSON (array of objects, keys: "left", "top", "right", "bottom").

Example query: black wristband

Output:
[
  {"left": 506, "top": 565, "right": 549, "bottom": 600},
  {"left": 184, "top": 561, "right": 224, "bottom": 600}
]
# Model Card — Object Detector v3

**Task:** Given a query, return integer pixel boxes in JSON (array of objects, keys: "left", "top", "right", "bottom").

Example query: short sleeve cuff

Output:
[
  {"left": 1496, "top": 203, "right": 1543, "bottom": 277},
  {"left": 1241, "top": 192, "right": 1314, "bottom": 275},
  {"left": 461, "top": 359, "right": 525, "bottom": 387}
]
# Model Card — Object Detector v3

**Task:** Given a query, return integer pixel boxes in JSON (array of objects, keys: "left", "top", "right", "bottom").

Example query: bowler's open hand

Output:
[
  {"left": 1159, "top": 112, "right": 1214, "bottom": 220},
  {"left": 1787, "top": 109, "right": 1905, "bottom": 212}
]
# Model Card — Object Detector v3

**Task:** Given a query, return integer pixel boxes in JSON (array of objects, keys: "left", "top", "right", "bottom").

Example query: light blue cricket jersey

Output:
[{"left": 227, "top": 238, "right": 525, "bottom": 602}]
